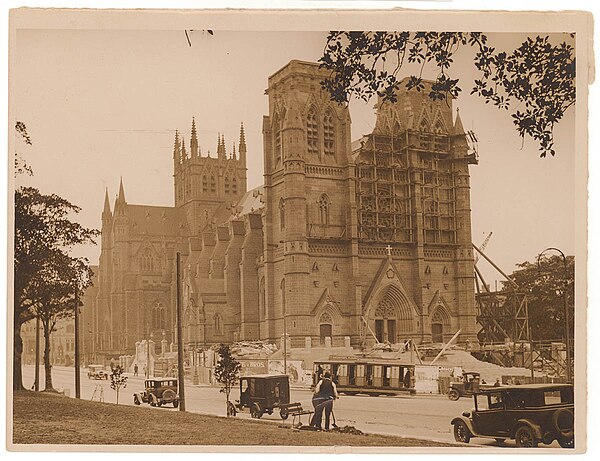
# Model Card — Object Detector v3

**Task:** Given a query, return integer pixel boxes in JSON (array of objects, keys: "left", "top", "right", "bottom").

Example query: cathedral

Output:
[{"left": 92, "top": 60, "right": 479, "bottom": 360}]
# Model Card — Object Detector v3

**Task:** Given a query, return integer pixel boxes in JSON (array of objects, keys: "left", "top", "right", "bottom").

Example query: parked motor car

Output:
[
  {"left": 447, "top": 371, "right": 483, "bottom": 400},
  {"left": 133, "top": 378, "right": 179, "bottom": 408},
  {"left": 451, "top": 384, "right": 574, "bottom": 448},
  {"left": 231, "top": 374, "right": 290, "bottom": 419},
  {"left": 87, "top": 364, "right": 108, "bottom": 380}
]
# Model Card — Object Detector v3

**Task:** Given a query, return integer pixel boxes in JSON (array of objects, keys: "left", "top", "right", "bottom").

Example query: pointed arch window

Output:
[
  {"left": 279, "top": 198, "right": 285, "bottom": 230},
  {"left": 280, "top": 278, "right": 286, "bottom": 317},
  {"left": 224, "top": 175, "right": 230, "bottom": 194},
  {"left": 232, "top": 177, "right": 238, "bottom": 194},
  {"left": 323, "top": 111, "right": 335, "bottom": 156},
  {"left": 210, "top": 175, "right": 216, "bottom": 193},
  {"left": 307, "top": 108, "right": 319, "bottom": 156},
  {"left": 152, "top": 302, "right": 165, "bottom": 331},
  {"left": 214, "top": 313, "right": 223, "bottom": 335},
  {"left": 433, "top": 120, "right": 445, "bottom": 134},
  {"left": 202, "top": 175, "right": 208, "bottom": 193},
  {"left": 259, "top": 277, "right": 266, "bottom": 317},
  {"left": 419, "top": 118, "right": 430, "bottom": 132},
  {"left": 141, "top": 248, "right": 154, "bottom": 272},
  {"left": 274, "top": 113, "right": 283, "bottom": 167},
  {"left": 318, "top": 194, "right": 330, "bottom": 225}
]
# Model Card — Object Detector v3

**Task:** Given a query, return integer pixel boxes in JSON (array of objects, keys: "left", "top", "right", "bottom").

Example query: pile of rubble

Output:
[
  {"left": 230, "top": 340, "right": 278, "bottom": 357},
  {"left": 331, "top": 425, "right": 364, "bottom": 435}
]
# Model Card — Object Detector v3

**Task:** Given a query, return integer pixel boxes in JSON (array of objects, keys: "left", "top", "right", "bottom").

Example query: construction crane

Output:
[{"left": 474, "top": 232, "right": 493, "bottom": 266}]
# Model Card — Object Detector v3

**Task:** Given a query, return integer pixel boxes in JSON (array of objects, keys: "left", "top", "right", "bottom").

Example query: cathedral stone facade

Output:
[{"left": 92, "top": 60, "right": 478, "bottom": 359}]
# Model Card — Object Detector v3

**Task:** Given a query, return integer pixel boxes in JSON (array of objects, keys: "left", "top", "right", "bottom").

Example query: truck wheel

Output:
[
  {"left": 280, "top": 408, "right": 289, "bottom": 420},
  {"left": 250, "top": 403, "right": 263, "bottom": 419},
  {"left": 133, "top": 395, "right": 140, "bottom": 405},
  {"left": 173, "top": 400, "right": 179, "bottom": 408},
  {"left": 448, "top": 389, "right": 460, "bottom": 401},
  {"left": 515, "top": 426, "right": 539, "bottom": 448},
  {"left": 453, "top": 421, "right": 471, "bottom": 443}
]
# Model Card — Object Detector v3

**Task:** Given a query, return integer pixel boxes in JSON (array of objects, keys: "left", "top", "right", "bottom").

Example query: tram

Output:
[{"left": 313, "top": 359, "right": 416, "bottom": 396}]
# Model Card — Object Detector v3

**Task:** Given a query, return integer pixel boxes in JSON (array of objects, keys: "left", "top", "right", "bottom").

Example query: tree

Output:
[
  {"left": 502, "top": 254, "right": 574, "bottom": 342},
  {"left": 213, "top": 344, "right": 241, "bottom": 416},
  {"left": 15, "top": 121, "right": 33, "bottom": 176},
  {"left": 319, "top": 32, "right": 575, "bottom": 157},
  {"left": 28, "top": 254, "right": 93, "bottom": 391},
  {"left": 13, "top": 186, "right": 98, "bottom": 390},
  {"left": 110, "top": 365, "right": 128, "bottom": 405}
]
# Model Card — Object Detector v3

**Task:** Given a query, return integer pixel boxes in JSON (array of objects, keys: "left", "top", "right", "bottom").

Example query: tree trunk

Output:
[
  {"left": 116, "top": 388, "right": 119, "bottom": 405},
  {"left": 13, "top": 319, "right": 24, "bottom": 391},
  {"left": 42, "top": 320, "right": 54, "bottom": 391}
]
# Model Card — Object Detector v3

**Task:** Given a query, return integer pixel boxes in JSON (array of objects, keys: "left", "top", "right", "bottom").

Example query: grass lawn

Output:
[{"left": 12, "top": 391, "right": 457, "bottom": 447}]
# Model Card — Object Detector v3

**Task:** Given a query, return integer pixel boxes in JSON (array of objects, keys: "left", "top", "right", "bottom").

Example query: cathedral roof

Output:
[{"left": 124, "top": 204, "right": 189, "bottom": 237}]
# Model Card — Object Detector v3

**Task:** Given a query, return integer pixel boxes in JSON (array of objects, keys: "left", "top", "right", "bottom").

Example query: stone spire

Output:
[
  {"left": 181, "top": 138, "right": 187, "bottom": 160},
  {"left": 454, "top": 108, "right": 465, "bottom": 135},
  {"left": 238, "top": 122, "right": 246, "bottom": 164},
  {"left": 218, "top": 133, "right": 226, "bottom": 160},
  {"left": 116, "top": 177, "right": 126, "bottom": 208},
  {"left": 190, "top": 117, "right": 199, "bottom": 157},
  {"left": 102, "top": 187, "right": 111, "bottom": 221},
  {"left": 232, "top": 143, "right": 236, "bottom": 160},
  {"left": 173, "top": 130, "right": 181, "bottom": 164}
]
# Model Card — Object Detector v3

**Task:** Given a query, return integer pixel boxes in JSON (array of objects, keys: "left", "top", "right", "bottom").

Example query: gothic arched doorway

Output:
[
  {"left": 371, "top": 285, "right": 414, "bottom": 343},
  {"left": 319, "top": 312, "right": 333, "bottom": 346},
  {"left": 430, "top": 306, "right": 451, "bottom": 343}
]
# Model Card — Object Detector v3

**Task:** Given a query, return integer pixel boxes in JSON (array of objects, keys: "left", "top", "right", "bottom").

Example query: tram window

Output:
[
  {"left": 391, "top": 367, "right": 399, "bottom": 379},
  {"left": 374, "top": 366, "right": 382, "bottom": 378},
  {"left": 357, "top": 365, "right": 364, "bottom": 377},
  {"left": 385, "top": 367, "right": 391, "bottom": 379}
]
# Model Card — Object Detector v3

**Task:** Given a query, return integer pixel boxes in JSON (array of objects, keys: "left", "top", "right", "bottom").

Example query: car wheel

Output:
[
  {"left": 453, "top": 421, "right": 471, "bottom": 444},
  {"left": 515, "top": 426, "right": 539, "bottom": 448},
  {"left": 227, "top": 401, "right": 237, "bottom": 417},
  {"left": 157, "top": 401, "right": 162, "bottom": 407},
  {"left": 173, "top": 400, "right": 179, "bottom": 408},
  {"left": 558, "top": 437, "right": 574, "bottom": 449},
  {"left": 448, "top": 389, "right": 460, "bottom": 401},
  {"left": 133, "top": 395, "right": 140, "bottom": 405},
  {"left": 250, "top": 403, "right": 263, "bottom": 419},
  {"left": 280, "top": 409, "right": 289, "bottom": 420}
]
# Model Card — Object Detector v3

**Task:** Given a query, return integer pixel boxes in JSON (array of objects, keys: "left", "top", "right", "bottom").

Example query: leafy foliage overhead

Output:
[
  {"left": 319, "top": 32, "right": 575, "bottom": 157},
  {"left": 213, "top": 343, "right": 241, "bottom": 413}
]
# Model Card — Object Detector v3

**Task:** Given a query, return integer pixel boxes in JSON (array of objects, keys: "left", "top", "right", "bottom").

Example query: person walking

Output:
[
  {"left": 311, "top": 371, "right": 339, "bottom": 431},
  {"left": 134, "top": 363, "right": 138, "bottom": 376}
]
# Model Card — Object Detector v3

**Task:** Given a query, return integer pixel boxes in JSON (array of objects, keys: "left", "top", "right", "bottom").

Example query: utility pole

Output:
[
  {"left": 176, "top": 252, "right": 186, "bottom": 411},
  {"left": 34, "top": 317, "right": 40, "bottom": 391},
  {"left": 74, "top": 282, "right": 81, "bottom": 399}
]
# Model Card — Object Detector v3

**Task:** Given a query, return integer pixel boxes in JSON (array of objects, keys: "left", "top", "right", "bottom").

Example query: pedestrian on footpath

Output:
[
  {"left": 311, "top": 371, "right": 339, "bottom": 431},
  {"left": 134, "top": 363, "right": 138, "bottom": 376}
]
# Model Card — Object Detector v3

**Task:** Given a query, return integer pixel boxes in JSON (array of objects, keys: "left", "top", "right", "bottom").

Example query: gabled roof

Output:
[{"left": 124, "top": 204, "right": 189, "bottom": 237}]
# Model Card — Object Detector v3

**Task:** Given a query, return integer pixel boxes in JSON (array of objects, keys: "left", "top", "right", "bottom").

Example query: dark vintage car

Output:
[
  {"left": 87, "top": 364, "right": 109, "bottom": 380},
  {"left": 230, "top": 374, "right": 291, "bottom": 419},
  {"left": 451, "top": 384, "right": 574, "bottom": 448},
  {"left": 133, "top": 378, "right": 179, "bottom": 408},
  {"left": 447, "top": 371, "right": 483, "bottom": 400}
]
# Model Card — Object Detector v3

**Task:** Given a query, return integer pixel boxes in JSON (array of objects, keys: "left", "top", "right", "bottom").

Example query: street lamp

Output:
[{"left": 537, "top": 247, "right": 572, "bottom": 383}]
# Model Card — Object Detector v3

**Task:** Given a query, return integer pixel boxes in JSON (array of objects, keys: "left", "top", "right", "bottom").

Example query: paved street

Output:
[{"left": 21, "top": 365, "right": 559, "bottom": 448}]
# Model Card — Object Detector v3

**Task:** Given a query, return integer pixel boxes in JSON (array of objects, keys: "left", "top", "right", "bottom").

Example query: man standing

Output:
[
  {"left": 311, "top": 371, "right": 339, "bottom": 431},
  {"left": 134, "top": 363, "right": 138, "bottom": 376}
]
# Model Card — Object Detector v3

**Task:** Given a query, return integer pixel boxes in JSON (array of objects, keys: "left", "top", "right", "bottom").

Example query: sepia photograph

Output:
[{"left": 6, "top": 7, "right": 592, "bottom": 453}]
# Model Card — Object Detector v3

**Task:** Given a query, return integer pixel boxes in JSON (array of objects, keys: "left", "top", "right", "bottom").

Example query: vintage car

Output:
[
  {"left": 447, "top": 371, "right": 483, "bottom": 400},
  {"left": 133, "top": 378, "right": 179, "bottom": 408},
  {"left": 230, "top": 374, "right": 291, "bottom": 419},
  {"left": 451, "top": 384, "right": 574, "bottom": 448},
  {"left": 87, "top": 364, "right": 109, "bottom": 380}
]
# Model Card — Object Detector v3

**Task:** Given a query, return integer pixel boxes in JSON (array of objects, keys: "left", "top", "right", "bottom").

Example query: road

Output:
[{"left": 21, "top": 365, "right": 560, "bottom": 448}]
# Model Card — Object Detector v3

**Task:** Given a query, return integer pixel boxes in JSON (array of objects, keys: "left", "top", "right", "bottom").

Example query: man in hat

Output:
[{"left": 311, "top": 371, "right": 339, "bottom": 431}]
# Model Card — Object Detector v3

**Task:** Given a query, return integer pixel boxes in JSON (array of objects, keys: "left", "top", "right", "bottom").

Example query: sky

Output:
[{"left": 13, "top": 29, "right": 578, "bottom": 285}]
